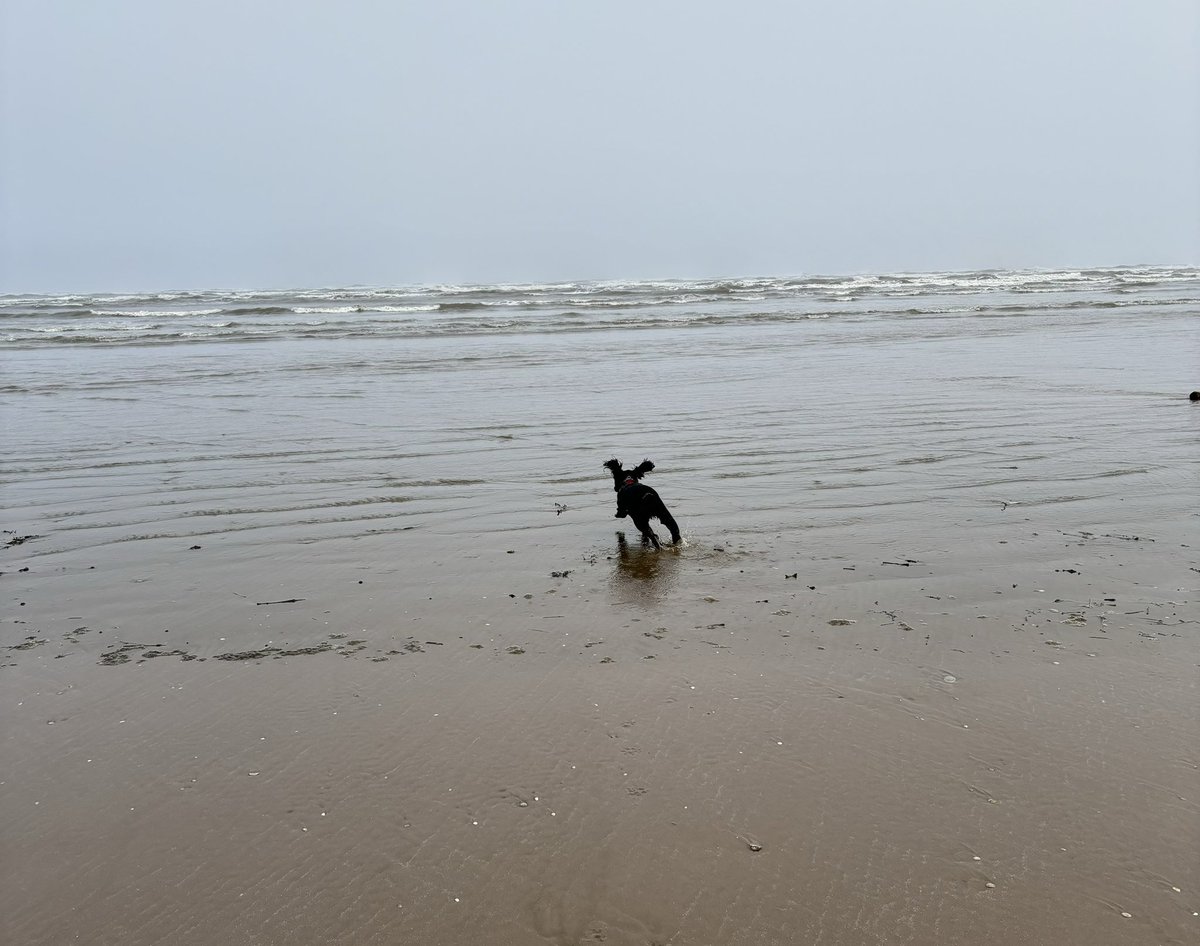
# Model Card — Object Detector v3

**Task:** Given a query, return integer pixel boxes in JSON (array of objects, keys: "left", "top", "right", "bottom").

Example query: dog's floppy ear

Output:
[
  {"left": 632, "top": 459, "right": 655, "bottom": 479},
  {"left": 604, "top": 458, "right": 625, "bottom": 489}
]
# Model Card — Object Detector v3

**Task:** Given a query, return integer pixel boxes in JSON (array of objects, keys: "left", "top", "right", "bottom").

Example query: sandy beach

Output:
[{"left": 2, "top": 271, "right": 1198, "bottom": 944}]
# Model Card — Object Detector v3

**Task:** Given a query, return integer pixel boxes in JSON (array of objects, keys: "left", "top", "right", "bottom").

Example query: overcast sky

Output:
[{"left": 2, "top": 1, "right": 1196, "bottom": 292}]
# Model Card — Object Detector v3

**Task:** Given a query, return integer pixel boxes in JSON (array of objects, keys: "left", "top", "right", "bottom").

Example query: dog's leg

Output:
[
  {"left": 633, "top": 513, "right": 661, "bottom": 549},
  {"left": 657, "top": 507, "right": 681, "bottom": 544},
  {"left": 614, "top": 485, "right": 630, "bottom": 518},
  {"left": 648, "top": 497, "right": 681, "bottom": 544}
]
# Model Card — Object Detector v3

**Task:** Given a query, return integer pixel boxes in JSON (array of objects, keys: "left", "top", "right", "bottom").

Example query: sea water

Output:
[{"left": 2, "top": 266, "right": 1196, "bottom": 564}]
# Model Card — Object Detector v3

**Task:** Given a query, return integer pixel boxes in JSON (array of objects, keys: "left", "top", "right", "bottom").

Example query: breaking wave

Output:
[{"left": 2, "top": 265, "right": 1195, "bottom": 348}]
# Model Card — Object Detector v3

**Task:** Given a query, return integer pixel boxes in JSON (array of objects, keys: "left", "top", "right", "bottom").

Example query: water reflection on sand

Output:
[{"left": 607, "top": 531, "right": 682, "bottom": 603}]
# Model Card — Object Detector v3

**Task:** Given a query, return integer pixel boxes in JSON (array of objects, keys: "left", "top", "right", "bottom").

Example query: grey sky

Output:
[{"left": 2, "top": 1, "right": 1197, "bottom": 292}]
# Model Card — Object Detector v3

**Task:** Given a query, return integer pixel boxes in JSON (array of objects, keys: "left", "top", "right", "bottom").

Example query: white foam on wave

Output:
[
  {"left": 2, "top": 265, "right": 1196, "bottom": 349},
  {"left": 91, "top": 308, "right": 226, "bottom": 318}
]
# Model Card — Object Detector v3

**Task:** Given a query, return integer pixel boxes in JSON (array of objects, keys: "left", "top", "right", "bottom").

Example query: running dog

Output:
[{"left": 603, "top": 458, "right": 681, "bottom": 548}]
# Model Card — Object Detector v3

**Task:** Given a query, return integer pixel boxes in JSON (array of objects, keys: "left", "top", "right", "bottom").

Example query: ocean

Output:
[
  {"left": 2, "top": 265, "right": 1196, "bottom": 569},
  {"left": 3, "top": 266, "right": 1195, "bottom": 348}
]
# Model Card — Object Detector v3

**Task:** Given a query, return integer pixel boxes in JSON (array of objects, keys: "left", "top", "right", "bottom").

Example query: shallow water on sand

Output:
[
  {"left": 3, "top": 268, "right": 1196, "bottom": 568},
  {"left": 2, "top": 269, "right": 1198, "bottom": 945}
]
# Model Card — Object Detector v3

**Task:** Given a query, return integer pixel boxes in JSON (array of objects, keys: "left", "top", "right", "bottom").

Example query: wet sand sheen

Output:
[{"left": 3, "top": 517, "right": 1197, "bottom": 946}]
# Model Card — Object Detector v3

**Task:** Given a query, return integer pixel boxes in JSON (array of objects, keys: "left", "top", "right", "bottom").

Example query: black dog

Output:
[{"left": 603, "top": 458, "right": 681, "bottom": 549}]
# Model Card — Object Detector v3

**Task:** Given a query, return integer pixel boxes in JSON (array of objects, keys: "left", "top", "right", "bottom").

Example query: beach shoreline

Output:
[{"left": 3, "top": 269, "right": 1197, "bottom": 944}]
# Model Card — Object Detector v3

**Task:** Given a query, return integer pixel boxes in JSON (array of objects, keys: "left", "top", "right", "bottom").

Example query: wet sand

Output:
[
  {"left": 3, "top": 500, "right": 1197, "bottom": 945},
  {"left": 3, "top": 283, "right": 1199, "bottom": 944}
]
